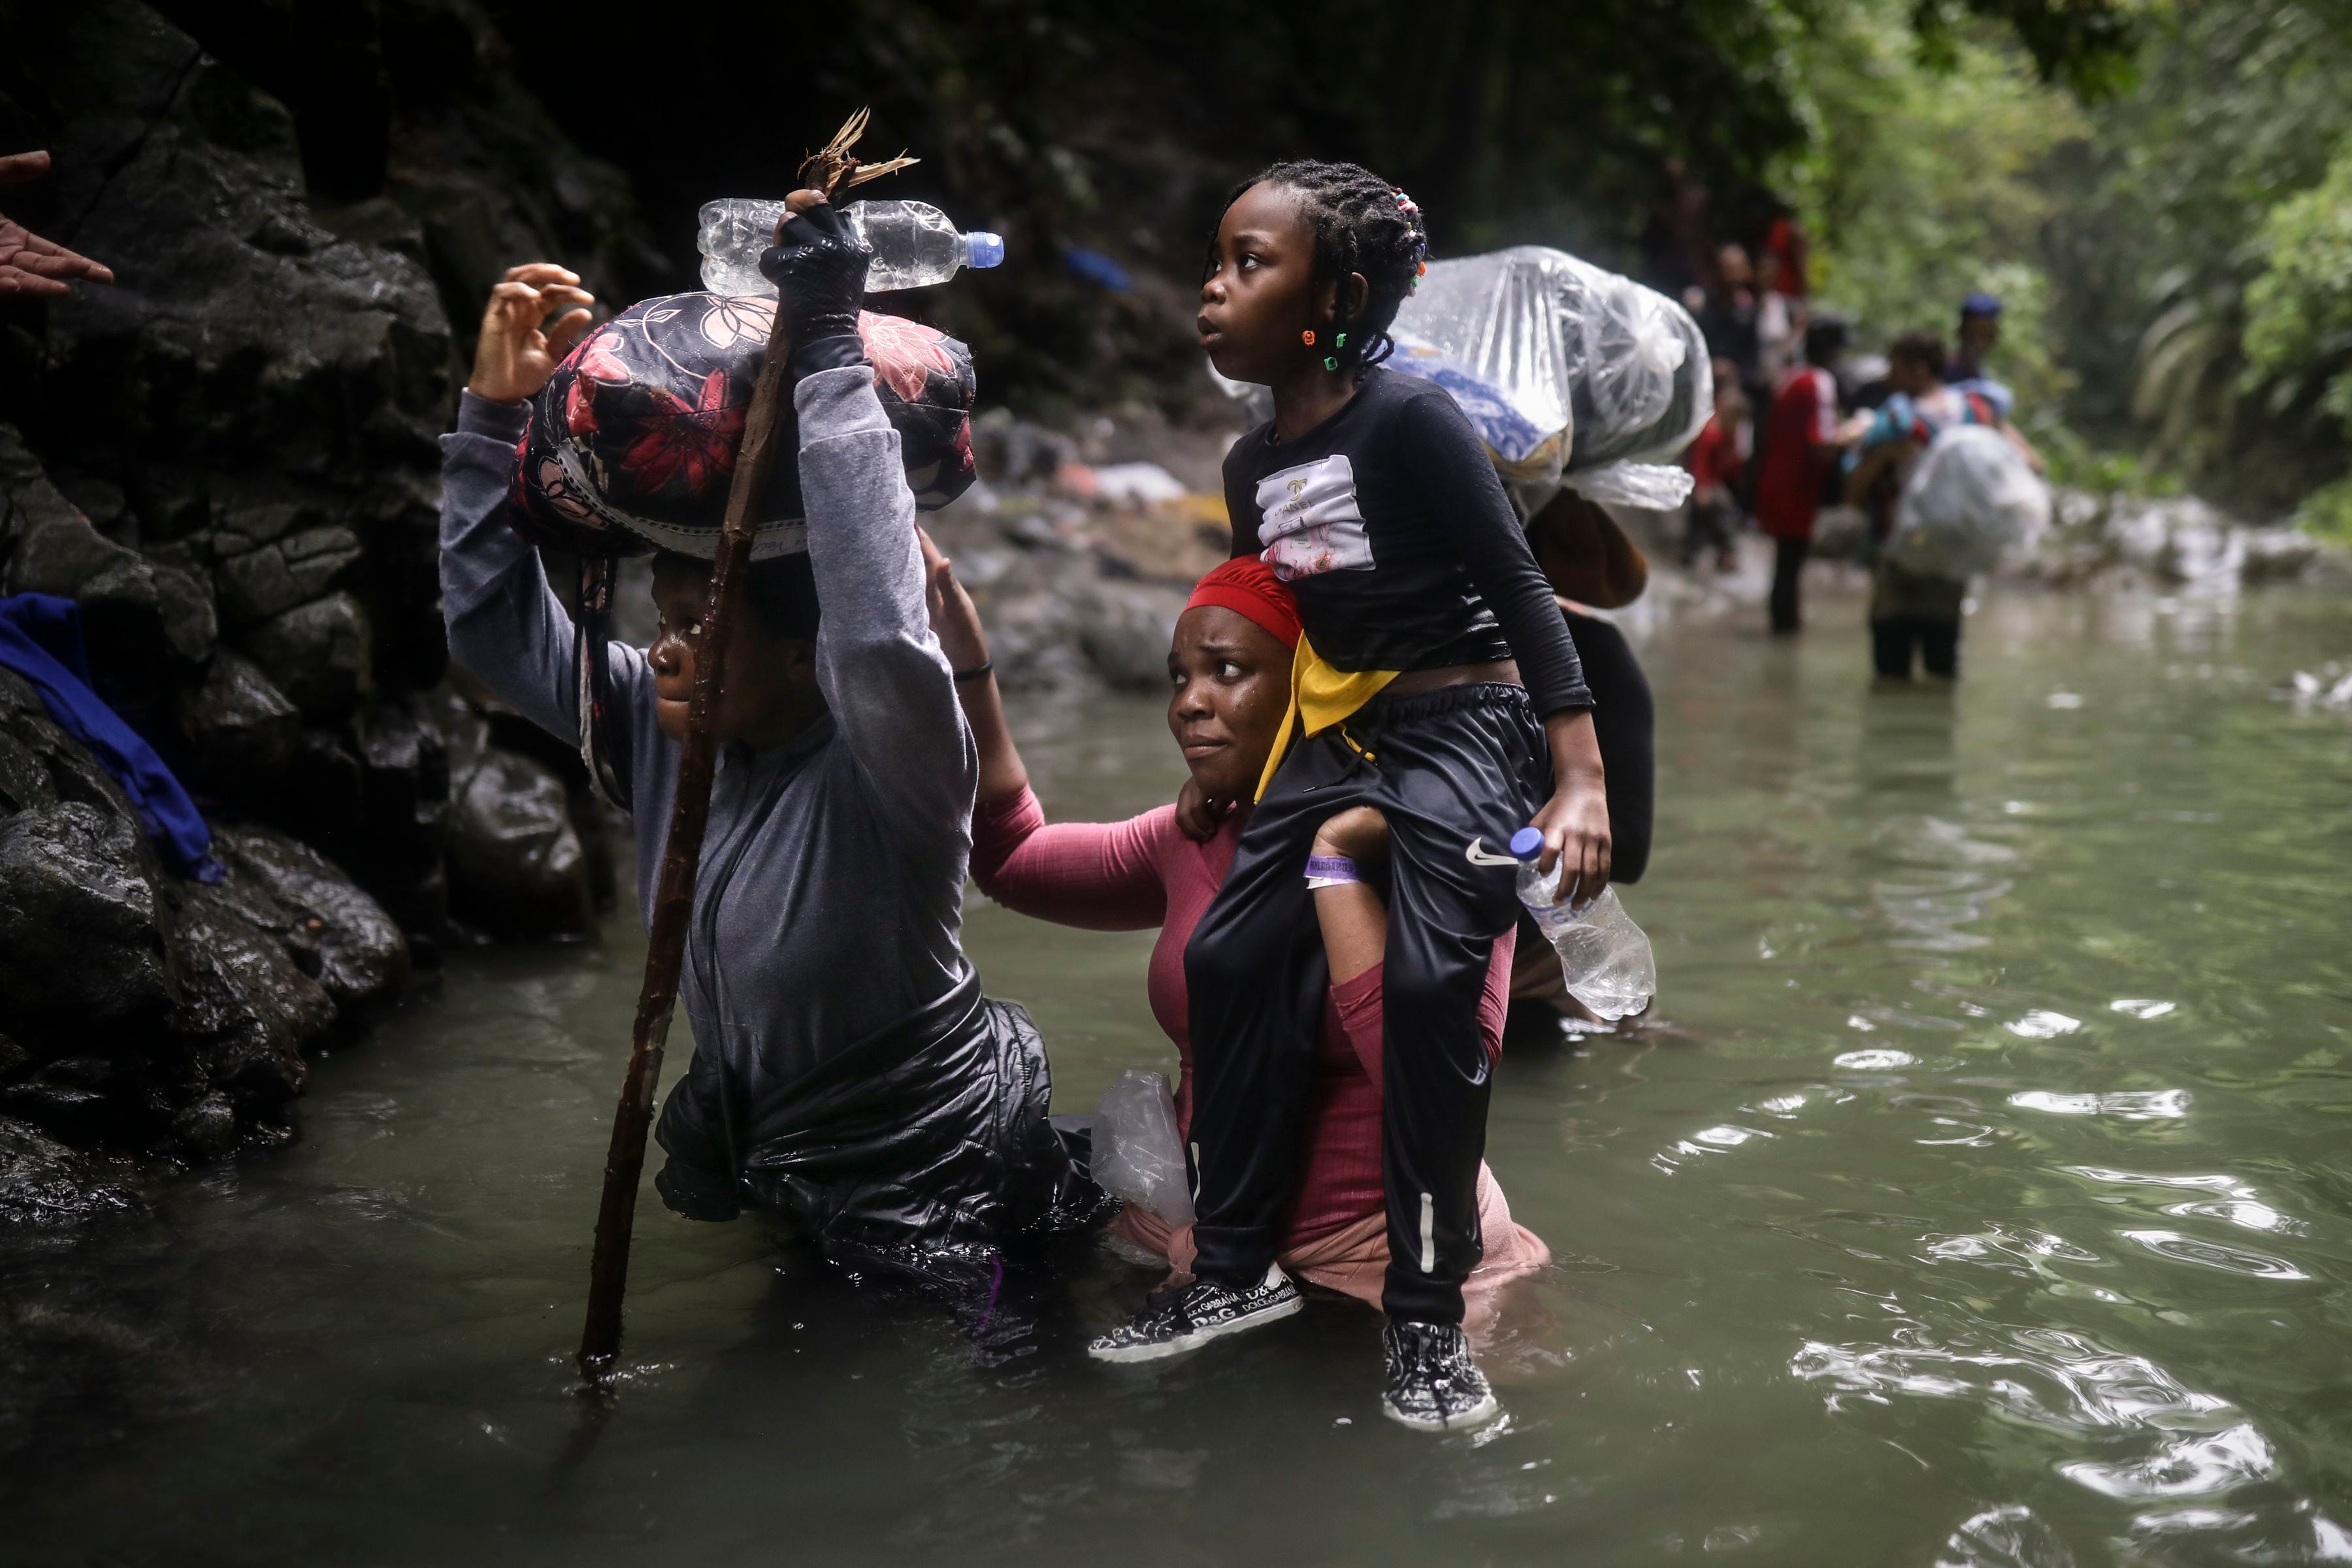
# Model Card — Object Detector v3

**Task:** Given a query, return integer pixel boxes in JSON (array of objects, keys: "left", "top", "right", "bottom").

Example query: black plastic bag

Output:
[{"left": 653, "top": 972, "right": 1110, "bottom": 1255}]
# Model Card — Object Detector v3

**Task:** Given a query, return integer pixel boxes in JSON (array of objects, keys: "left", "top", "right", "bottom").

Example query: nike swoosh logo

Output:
[{"left": 1463, "top": 838, "right": 1520, "bottom": 867}]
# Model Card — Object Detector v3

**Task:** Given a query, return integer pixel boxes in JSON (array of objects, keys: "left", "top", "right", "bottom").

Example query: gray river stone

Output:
[
  {"left": 0, "top": 1117, "right": 140, "bottom": 1230},
  {"left": 175, "top": 651, "right": 302, "bottom": 804},
  {"left": 214, "top": 826, "right": 410, "bottom": 1013},
  {"left": 237, "top": 593, "right": 372, "bottom": 721},
  {"left": 212, "top": 523, "right": 365, "bottom": 627},
  {"left": 0, "top": 803, "right": 174, "bottom": 1048},
  {"left": 171, "top": 874, "right": 334, "bottom": 1109},
  {"left": 0, "top": 428, "right": 217, "bottom": 670},
  {"left": 444, "top": 744, "right": 595, "bottom": 939}
]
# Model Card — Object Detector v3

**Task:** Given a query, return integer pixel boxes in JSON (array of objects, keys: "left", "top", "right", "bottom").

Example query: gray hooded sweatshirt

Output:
[{"left": 447, "top": 374, "right": 1082, "bottom": 1241}]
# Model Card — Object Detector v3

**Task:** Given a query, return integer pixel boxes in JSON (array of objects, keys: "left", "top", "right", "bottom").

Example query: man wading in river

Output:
[{"left": 436, "top": 199, "right": 1105, "bottom": 1300}]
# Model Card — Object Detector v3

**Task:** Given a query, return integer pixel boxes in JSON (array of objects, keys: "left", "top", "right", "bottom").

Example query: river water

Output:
[{"left": 8, "top": 587, "right": 2351, "bottom": 1567}]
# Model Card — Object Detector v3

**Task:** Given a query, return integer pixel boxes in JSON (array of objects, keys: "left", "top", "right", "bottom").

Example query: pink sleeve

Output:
[
  {"left": 1327, "top": 927, "right": 1520, "bottom": 1082},
  {"left": 1808, "top": 370, "right": 1838, "bottom": 445},
  {"left": 969, "top": 785, "right": 1170, "bottom": 932}
]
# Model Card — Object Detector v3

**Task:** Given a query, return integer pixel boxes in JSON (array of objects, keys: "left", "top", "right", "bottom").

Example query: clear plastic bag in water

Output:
[
  {"left": 1514, "top": 861, "right": 1656, "bottom": 1022},
  {"left": 1386, "top": 246, "right": 1712, "bottom": 507},
  {"left": 1887, "top": 423, "right": 2050, "bottom": 580},
  {"left": 697, "top": 199, "right": 1005, "bottom": 295},
  {"left": 1090, "top": 1070, "right": 1194, "bottom": 1227}
]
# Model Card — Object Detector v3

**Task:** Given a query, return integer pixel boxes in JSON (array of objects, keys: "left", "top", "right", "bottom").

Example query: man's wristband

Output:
[{"left": 953, "top": 659, "right": 994, "bottom": 684}]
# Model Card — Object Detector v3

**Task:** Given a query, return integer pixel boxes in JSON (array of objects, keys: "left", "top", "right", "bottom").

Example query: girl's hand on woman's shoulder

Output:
[
  {"left": 466, "top": 263, "right": 595, "bottom": 404},
  {"left": 1174, "top": 775, "right": 1235, "bottom": 843}
]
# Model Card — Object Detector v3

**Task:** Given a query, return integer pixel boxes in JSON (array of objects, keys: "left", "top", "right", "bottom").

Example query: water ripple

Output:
[
  {"left": 2114, "top": 1502, "right": 2352, "bottom": 1564},
  {"left": 2159, "top": 1199, "right": 2305, "bottom": 1236},
  {"left": 2010, "top": 1090, "right": 2191, "bottom": 1120},
  {"left": 2059, "top": 1422, "right": 2277, "bottom": 1500},
  {"left": 1922, "top": 1225, "right": 2101, "bottom": 1270},
  {"left": 1872, "top": 815, "right": 2021, "bottom": 867},
  {"left": 1793, "top": 1324, "right": 2232, "bottom": 1432},
  {"left": 1791, "top": 1323, "right": 2276, "bottom": 1502},
  {"left": 1936, "top": 1504, "right": 2076, "bottom": 1568},
  {"left": 1835, "top": 1049, "right": 1918, "bottom": 1071},
  {"left": 2118, "top": 1230, "right": 2310, "bottom": 1281}
]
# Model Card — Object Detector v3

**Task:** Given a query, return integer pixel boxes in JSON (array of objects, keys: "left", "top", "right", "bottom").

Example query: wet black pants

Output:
[
  {"left": 1770, "top": 536, "right": 1811, "bottom": 633},
  {"left": 1870, "top": 616, "right": 1961, "bottom": 679},
  {"left": 1185, "top": 684, "right": 1546, "bottom": 1325}
]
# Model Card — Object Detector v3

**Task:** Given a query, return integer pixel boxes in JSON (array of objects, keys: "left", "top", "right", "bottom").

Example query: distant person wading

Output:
[
  {"left": 1844, "top": 329, "right": 2044, "bottom": 681},
  {"left": 1753, "top": 316, "right": 1865, "bottom": 634}
]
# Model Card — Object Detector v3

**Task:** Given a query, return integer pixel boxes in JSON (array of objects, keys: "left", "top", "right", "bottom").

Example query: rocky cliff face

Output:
[
  {"left": 0, "top": 0, "right": 644, "bottom": 1211},
  {"left": 0, "top": 0, "right": 1213, "bottom": 1220},
  {"left": 0, "top": 657, "right": 408, "bottom": 1171}
]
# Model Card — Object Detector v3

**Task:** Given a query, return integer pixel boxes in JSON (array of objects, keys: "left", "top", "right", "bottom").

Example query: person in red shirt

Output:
[
  {"left": 1752, "top": 316, "right": 1859, "bottom": 633},
  {"left": 1682, "top": 358, "right": 1748, "bottom": 572},
  {"left": 1759, "top": 197, "right": 1810, "bottom": 301}
]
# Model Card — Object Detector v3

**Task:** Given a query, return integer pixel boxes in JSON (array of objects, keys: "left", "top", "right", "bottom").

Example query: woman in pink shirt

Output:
[{"left": 920, "top": 538, "right": 1549, "bottom": 1324}]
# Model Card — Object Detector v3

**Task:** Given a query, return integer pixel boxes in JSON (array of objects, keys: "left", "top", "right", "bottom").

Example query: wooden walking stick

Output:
[{"left": 576, "top": 110, "right": 917, "bottom": 1380}]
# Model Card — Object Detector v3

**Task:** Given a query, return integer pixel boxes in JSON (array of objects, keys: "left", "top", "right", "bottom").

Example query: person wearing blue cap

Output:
[{"left": 1946, "top": 293, "right": 2014, "bottom": 420}]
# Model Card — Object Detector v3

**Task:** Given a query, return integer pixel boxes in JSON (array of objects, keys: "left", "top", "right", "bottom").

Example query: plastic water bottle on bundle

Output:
[
  {"left": 1510, "top": 826, "right": 1655, "bottom": 1021},
  {"left": 698, "top": 199, "right": 1005, "bottom": 295}
]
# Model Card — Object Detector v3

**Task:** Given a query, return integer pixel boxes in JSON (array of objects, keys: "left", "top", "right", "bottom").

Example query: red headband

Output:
[{"left": 1186, "top": 555, "right": 1301, "bottom": 650}]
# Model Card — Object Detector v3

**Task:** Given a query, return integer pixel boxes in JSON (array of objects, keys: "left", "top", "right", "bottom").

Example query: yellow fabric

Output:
[{"left": 1253, "top": 632, "right": 1401, "bottom": 801}]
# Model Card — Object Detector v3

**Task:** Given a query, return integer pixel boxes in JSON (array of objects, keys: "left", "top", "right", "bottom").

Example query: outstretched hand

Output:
[
  {"left": 466, "top": 263, "right": 596, "bottom": 404},
  {"left": 0, "top": 151, "right": 114, "bottom": 298},
  {"left": 917, "top": 528, "right": 989, "bottom": 673}
]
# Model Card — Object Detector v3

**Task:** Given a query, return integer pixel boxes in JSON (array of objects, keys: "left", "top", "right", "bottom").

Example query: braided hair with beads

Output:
[{"left": 1207, "top": 159, "right": 1431, "bottom": 381}]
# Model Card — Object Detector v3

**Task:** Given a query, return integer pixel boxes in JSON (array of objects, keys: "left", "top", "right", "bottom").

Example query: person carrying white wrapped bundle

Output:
[
  {"left": 1844, "top": 330, "right": 2048, "bottom": 681},
  {"left": 1384, "top": 243, "right": 1713, "bottom": 515}
]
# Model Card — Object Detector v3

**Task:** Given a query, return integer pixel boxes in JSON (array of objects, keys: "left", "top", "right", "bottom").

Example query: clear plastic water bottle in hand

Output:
[
  {"left": 1510, "top": 826, "right": 1656, "bottom": 1022},
  {"left": 698, "top": 198, "right": 1005, "bottom": 295}
]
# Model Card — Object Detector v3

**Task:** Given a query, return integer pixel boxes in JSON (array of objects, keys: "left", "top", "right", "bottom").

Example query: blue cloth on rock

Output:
[{"left": 0, "top": 593, "right": 221, "bottom": 881}]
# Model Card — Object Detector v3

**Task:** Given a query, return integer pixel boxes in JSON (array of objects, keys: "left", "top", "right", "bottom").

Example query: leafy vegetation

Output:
[
  {"left": 1774, "top": 4, "right": 2085, "bottom": 443},
  {"left": 468, "top": 0, "right": 2141, "bottom": 412},
  {"left": 186, "top": 0, "right": 2352, "bottom": 517},
  {"left": 2243, "top": 137, "right": 2352, "bottom": 439},
  {"left": 1784, "top": 0, "right": 2352, "bottom": 519}
]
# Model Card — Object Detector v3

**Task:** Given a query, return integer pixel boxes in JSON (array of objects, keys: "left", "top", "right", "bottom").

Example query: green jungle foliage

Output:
[
  {"left": 468, "top": 0, "right": 2148, "bottom": 413},
  {"left": 1795, "top": 0, "right": 2352, "bottom": 515},
  {"left": 164, "top": 0, "right": 2352, "bottom": 512}
]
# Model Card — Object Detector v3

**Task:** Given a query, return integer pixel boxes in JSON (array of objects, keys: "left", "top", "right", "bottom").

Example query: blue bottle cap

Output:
[
  {"left": 1509, "top": 826, "right": 1544, "bottom": 862},
  {"left": 966, "top": 231, "right": 1005, "bottom": 270}
]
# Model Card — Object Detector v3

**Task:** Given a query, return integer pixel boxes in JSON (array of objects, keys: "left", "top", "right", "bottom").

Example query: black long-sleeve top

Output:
[{"left": 1223, "top": 367, "right": 1592, "bottom": 716}]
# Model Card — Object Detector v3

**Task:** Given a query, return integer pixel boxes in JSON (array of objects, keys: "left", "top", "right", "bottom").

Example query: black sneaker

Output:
[
  {"left": 1086, "top": 1263, "right": 1302, "bottom": 1363},
  {"left": 1380, "top": 1320, "right": 1501, "bottom": 1432}
]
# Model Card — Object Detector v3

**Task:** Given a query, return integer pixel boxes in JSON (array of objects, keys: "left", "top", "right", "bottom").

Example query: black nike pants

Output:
[{"left": 1185, "top": 683, "right": 1547, "bottom": 1326}]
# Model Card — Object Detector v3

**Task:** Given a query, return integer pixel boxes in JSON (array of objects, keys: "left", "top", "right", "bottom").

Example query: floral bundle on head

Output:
[{"left": 511, "top": 295, "right": 976, "bottom": 562}]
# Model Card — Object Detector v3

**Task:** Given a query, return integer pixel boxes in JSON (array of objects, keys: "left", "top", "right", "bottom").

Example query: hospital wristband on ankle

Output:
[{"left": 1304, "top": 854, "right": 1360, "bottom": 889}]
